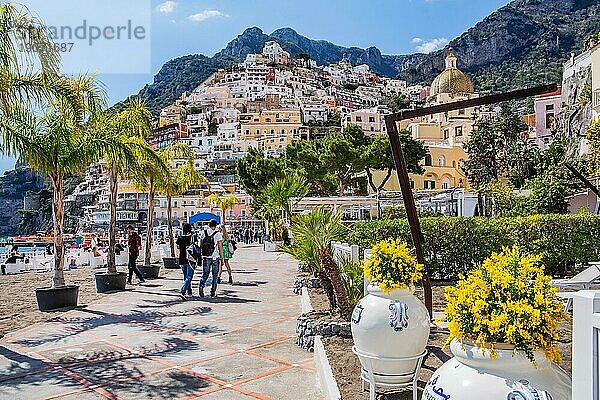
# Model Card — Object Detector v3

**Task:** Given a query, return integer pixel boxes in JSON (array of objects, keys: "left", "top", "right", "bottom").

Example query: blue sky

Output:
[{"left": 1, "top": 0, "right": 510, "bottom": 173}]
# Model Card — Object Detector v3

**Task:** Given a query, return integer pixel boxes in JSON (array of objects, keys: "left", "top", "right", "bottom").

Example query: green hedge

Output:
[{"left": 347, "top": 214, "right": 600, "bottom": 279}]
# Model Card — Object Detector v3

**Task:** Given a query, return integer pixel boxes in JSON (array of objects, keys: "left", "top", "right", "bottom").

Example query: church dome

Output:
[{"left": 430, "top": 50, "right": 474, "bottom": 97}]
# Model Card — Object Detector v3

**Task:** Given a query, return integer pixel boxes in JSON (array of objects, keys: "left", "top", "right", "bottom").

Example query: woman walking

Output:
[
  {"left": 176, "top": 223, "right": 194, "bottom": 300},
  {"left": 219, "top": 226, "right": 235, "bottom": 284}
]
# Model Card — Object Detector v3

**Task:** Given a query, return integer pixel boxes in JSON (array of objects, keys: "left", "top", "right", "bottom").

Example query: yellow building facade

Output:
[{"left": 369, "top": 50, "right": 475, "bottom": 192}]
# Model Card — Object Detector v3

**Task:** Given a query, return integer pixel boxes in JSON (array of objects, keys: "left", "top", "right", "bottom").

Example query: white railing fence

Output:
[
  {"left": 572, "top": 290, "right": 600, "bottom": 400},
  {"left": 330, "top": 241, "right": 371, "bottom": 295}
]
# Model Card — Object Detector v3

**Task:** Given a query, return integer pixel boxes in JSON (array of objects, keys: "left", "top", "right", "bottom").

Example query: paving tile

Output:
[
  {"left": 194, "top": 388, "right": 255, "bottom": 399},
  {"left": 65, "top": 354, "right": 166, "bottom": 385},
  {"left": 189, "top": 352, "right": 281, "bottom": 383},
  {"left": 209, "top": 329, "right": 285, "bottom": 350},
  {"left": 0, "top": 344, "right": 48, "bottom": 378},
  {"left": 147, "top": 340, "right": 232, "bottom": 365},
  {"left": 0, "top": 370, "right": 83, "bottom": 400},
  {"left": 250, "top": 338, "right": 313, "bottom": 364},
  {"left": 102, "top": 369, "right": 217, "bottom": 400},
  {"left": 53, "top": 390, "right": 107, "bottom": 399},
  {"left": 38, "top": 342, "right": 131, "bottom": 364},
  {"left": 238, "top": 367, "right": 322, "bottom": 400}
]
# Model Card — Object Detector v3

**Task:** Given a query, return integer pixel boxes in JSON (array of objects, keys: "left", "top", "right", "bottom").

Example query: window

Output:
[
  {"left": 183, "top": 212, "right": 188, "bottom": 218},
  {"left": 229, "top": 210, "right": 234, "bottom": 217},
  {"left": 368, "top": 116, "right": 375, "bottom": 123},
  {"left": 545, "top": 104, "right": 554, "bottom": 111},
  {"left": 424, "top": 180, "right": 436, "bottom": 189},
  {"left": 410, "top": 179, "right": 414, "bottom": 189},
  {"left": 280, "top": 137, "right": 285, "bottom": 142},
  {"left": 371, "top": 126, "right": 375, "bottom": 131},
  {"left": 458, "top": 108, "right": 465, "bottom": 115},
  {"left": 438, "top": 155, "right": 446, "bottom": 167},
  {"left": 442, "top": 178, "right": 451, "bottom": 189},
  {"left": 355, "top": 116, "right": 362, "bottom": 122},
  {"left": 424, "top": 154, "right": 432, "bottom": 166},
  {"left": 241, "top": 210, "right": 246, "bottom": 217},
  {"left": 443, "top": 129, "right": 449, "bottom": 140},
  {"left": 452, "top": 160, "right": 456, "bottom": 168},
  {"left": 174, "top": 201, "right": 178, "bottom": 207},
  {"left": 455, "top": 126, "right": 463, "bottom": 137}
]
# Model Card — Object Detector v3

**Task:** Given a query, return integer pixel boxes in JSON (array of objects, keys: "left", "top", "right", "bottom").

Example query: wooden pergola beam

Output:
[{"left": 385, "top": 83, "right": 558, "bottom": 317}]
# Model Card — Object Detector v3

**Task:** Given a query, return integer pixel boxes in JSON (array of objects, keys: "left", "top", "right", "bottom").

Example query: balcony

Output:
[{"left": 593, "top": 88, "right": 600, "bottom": 112}]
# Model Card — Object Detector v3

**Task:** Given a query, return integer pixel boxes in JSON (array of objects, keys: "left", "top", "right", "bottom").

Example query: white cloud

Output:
[
  {"left": 156, "top": 1, "right": 177, "bottom": 14},
  {"left": 415, "top": 37, "right": 449, "bottom": 53},
  {"left": 411, "top": 37, "right": 423, "bottom": 44},
  {"left": 187, "top": 9, "right": 229, "bottom": 22}
]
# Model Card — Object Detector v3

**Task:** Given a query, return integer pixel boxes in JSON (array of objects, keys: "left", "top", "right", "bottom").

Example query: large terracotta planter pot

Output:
[
  {"left": 351, "top": 284, "right": 430, "bottom": 384},
  {"left": 162, "top": 257, "right": 178, "bottom": 269},
  {"left": 95, "top": 272, "right": 127, "bottom": 293},
  {"left": 35, "top": 285, "right": 79, "bottom": 311},
  {"left": 140, "top": 265, "right": 161, "bottom": 279},
  {"left": 422, "top": 339, "right": 571, "bottom": 400}
]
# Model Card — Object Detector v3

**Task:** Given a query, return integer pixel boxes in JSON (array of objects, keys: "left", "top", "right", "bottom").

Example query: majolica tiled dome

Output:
[{"left": 430, "top": 50, "right": 474, "bottom": 97}]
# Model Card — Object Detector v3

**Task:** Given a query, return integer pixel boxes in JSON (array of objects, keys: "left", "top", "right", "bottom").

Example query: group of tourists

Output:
[
  {"left": 176, "top": 219, "right": 236, "bottom": 300},
  {"left": 236, "top": 227, "right": 264, "bottom": 244}
]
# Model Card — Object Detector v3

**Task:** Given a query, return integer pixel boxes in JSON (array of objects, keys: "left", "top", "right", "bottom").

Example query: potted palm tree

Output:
[
  {"left": 153, "top": 145, "right": 207, "bottom": 276},
  {"left": 2, "top": 75, "right": 106, "bottom": 311},
  {"left": 90, "top": 100, "right": 159, "bottom": 292}
]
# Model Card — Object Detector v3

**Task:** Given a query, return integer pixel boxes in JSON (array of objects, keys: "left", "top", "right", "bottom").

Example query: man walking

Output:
[
  {"left": 198, "top": 219, "right": 224, "bottom": 298},
  {"left": 127, "top": 225, "right": 145, "bottom": 285}
]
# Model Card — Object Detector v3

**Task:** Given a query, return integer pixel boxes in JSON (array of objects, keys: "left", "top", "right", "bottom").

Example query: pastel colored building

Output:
[{"left": 533, "top": 87, "right": 562, "bottom": 148}]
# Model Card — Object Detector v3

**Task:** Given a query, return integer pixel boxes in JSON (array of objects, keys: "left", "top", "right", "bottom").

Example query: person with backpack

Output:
[
  {"left": 126, "top": 225, "right": 145, "bottom": 285},
  {"left": 218, "top": 226, "right": 236, "bottom": 284},
  {"left": 176, "top": 223, "right": 195, "bottom": 300},
  {"left": 198, "top": 219, "right": 224, "bottom": 298}
]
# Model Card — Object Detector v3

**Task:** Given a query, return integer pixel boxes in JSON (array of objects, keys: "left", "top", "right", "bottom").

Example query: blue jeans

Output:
[
  {"left": 180, "top": 264, "right": 194, "bottom": 295},
  {"left": 199, "top": 258, "right": 220, "bottom": 294}
]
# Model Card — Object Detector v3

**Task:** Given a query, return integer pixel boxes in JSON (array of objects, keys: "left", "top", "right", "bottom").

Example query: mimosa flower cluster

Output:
[
  {"left": 363, "top": 239, "right": 423, "bottom": 293},
  {"left": 443, "top": 246, "right": 567, "bottom": 363}
]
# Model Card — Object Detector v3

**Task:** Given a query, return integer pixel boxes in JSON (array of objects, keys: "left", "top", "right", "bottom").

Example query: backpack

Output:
[
  {"left": 201, "top": 230, "right": 217, "bottom": 257},
  {"left": 191, "top": 232, "right": 202, "bottom": 260}
]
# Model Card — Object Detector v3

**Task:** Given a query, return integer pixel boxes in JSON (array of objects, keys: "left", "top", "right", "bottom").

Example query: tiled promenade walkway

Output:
[{"left": 0, "top": 245, "right": 322, "bottom": 400}]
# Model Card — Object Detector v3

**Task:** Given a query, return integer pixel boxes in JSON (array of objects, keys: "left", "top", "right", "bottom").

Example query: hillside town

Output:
[{"left": 46, "top": 38, "right": 600, "bottom": 237}]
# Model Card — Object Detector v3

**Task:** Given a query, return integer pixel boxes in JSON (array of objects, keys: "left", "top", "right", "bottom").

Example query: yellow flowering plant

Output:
[
  {"left": 443, "top": 246, "right": 567, "bottom": 364},
  {"left": 363, "top": 239, "right": 424, "bottom": 293}
]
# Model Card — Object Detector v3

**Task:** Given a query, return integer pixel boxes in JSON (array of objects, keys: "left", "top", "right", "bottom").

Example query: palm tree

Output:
[
  {"left": 89, "top": 99, "right": 157, "bottom": 274},
  {"left": 0, "top": 75, "right": 106, "bottom": 287},
  {"left": 155, "top": 150, "right": 208, "bottom": 258},
  {"left": 132, "top": 142, "right": 193, "bottom": 267},
  {"left": 0, "top": 3, "right": 61, "bottom": 114},
  {"left": 288, "top": 207, "right": 352, "bottom": 320},
  {"left": 207, "top": 193, "right": 241, "bottom": 228},
  {"left": 264, "top": 175, "right": 309, "bottom": 223}
]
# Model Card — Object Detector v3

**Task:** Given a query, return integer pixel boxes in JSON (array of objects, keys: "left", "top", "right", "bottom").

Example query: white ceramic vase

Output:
[
  {"left": 351, "top": 283, "right": 430, "bottom": 384},
  {"left": 422, "top": 339, "right": 571, "bottom": 400}
]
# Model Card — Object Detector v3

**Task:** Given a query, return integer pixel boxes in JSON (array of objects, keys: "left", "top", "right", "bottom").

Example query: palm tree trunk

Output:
[
  {"left": 49, "top": 172, "right": 66, "bottom": 288},
  {"left": 319, "top": 248, "right": 352, "bottom": 320},
  {"left": 107, "top": 162, "right": 118, "bottom": 274},
  {"left": 316, "top": 270, "right": 336, "bottom": 310},
  {"left": 167, "top": 194, "right": 174, "bottom": 258},
  {"left": 144, "top": 179, "right": 155, "bottom": 267}
]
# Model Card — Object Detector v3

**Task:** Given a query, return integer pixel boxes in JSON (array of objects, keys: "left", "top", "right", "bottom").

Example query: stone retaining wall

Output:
[
  {"left": 293, "top": 275, "right": 321, "bottom": 295},
  {"left": 296, "top": 313, "right": 352, "bottom": 351}
]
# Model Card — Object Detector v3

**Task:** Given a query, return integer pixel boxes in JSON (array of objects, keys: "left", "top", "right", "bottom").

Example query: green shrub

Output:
[
  {"left": 347, "top": 214, "right": 600, "bottom": 279},
  {"left": 338, "top": 258, "right": 364, "bottom": 309}
]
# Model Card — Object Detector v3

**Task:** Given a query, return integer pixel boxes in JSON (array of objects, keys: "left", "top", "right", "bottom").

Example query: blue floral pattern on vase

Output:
[{"left": 389, "top": 300, "right": 409, "bottom": 332}]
